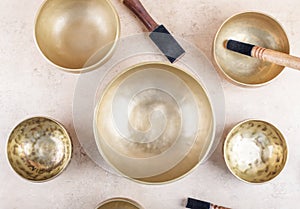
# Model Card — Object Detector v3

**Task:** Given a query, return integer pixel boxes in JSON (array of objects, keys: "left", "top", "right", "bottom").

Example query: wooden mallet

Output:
[{"left": 226, "top": 39, "right": 300, "bottom": 70}]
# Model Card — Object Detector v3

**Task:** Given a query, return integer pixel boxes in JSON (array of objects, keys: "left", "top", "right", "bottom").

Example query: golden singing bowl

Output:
[
  {"left": 214, "top": 12, "right": 289, "bottom": 86},
  {"left": 96, "top": 198, "right": 144, "bottom": 209},
  {"left": 7, "top": 117, "right": 72, "bottom": 182},
  {"left": 34, "top": 0, "right": 120, "bottom": 72},
  {"left": 224, "top": 119, "right": 288, "bottom": 183},
  {"left": 94, "top": 62, "right": 215, "bottom": 184}
]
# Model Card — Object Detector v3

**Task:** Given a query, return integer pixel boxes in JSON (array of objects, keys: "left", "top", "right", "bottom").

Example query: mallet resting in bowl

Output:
[{"left": 226, "top": 39, "right": 300, "bottom": 70}]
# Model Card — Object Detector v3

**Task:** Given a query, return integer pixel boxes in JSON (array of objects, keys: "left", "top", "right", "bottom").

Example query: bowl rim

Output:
[
  {"left": 6, "top": 116, "right": 73, "bottom": 183},
  {"left": 95, "top": 197, "right": 144, "bottom": 209},
  {"left": 33, "top": 0, "right": 120, "bottom": 73},
  {"left": 213, "top": 11, "right": 290, "bottom": 87},
  {"left": 92, "top": 61, "right": 217, "bottom": 185},
  {"left": 223, "top": 119, "right": 289, "bottom": 184}
]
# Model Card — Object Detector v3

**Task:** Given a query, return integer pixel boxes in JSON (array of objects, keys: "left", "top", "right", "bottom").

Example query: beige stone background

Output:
[{"left": 1, "top": 0, "right": 300, "bottom": 208}]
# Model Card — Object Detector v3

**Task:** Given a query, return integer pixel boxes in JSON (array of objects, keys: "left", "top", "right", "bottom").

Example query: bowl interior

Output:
[
  {"left": 7, "top": 117, "right": 72, "bottom": 182},
  {"left": 96, "top": 198, "right": 143, "bottom": 209},
  {"left": 94, "top": 62, "right": 214, "bottom": 183},
  {"left": 224, "top": 120, "right": 288, "bottom": 183},
  {"left": 35, "top": 0, "right": 119, "bottom": 71},
  {"left": 214, "top": 12, "right": 289, "bottom": 86}
]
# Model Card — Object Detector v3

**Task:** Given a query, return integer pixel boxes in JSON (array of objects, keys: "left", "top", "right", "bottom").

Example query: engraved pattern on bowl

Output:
[
  {"left": 7, "top": 117, "right": 72, "bottom": 182},
  {"left": 224, "top": 120, "right": 288, "bottom": 183}
]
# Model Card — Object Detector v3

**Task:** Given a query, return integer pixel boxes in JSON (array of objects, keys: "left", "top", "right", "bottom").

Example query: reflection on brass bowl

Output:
[
  {"left": 214, "top": 12, "right": 289, "bottom": 86},
  {"left": 34, "top": 0, "right": 120, "bottom": 72},
  {"left": 96, "top": 198, "right": 144, "bottom": 209},
  {"left": 224, "top": 119, "right": 288, "bottom": 183},
  {"left": 94, "top": 62, "right": 215, "bottom": 184},
  {"left": 7, "top": 117, "right": 72, "bottom": 182}
]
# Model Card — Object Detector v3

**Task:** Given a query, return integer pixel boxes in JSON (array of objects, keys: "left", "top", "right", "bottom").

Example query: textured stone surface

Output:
[{"left": 1, "top": 0, "right": 300, "bottom": 208}]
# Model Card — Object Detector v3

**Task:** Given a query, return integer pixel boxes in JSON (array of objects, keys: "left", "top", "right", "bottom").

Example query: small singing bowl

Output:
[
  {"left": 223, "top": 120, "right": 288, "bottom": 183},
  {"left": 6, "top": 117, "right": 72, "bottom": 182},
  {"left": 34, "top": 0, "right": 120, "bottom": 73},
  {"left": 213, "top": 12, "right": 289, "bottom": 86},
  {"left": 95, "top": 198, "right": 144, "bottom": 209}
]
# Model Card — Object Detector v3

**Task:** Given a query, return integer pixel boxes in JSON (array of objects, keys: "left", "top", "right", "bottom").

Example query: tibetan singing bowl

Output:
[
  {"left": 34, "top": 0, "right": 120, "bottom": 72},
  {"left": 94, "top": 62, "right": 215, "bottom": 184},
  {"left": 96, "top": 198, "right": 144, "bottom": 209},
  {"left": 214, "top": 12, "right": 290, "bottom": 86},
  {"left": 7, "top": 117, "right": 72, "bottom": 182},
  {"left": 224, "top": 120, "right": 288, "bottom": 183}
]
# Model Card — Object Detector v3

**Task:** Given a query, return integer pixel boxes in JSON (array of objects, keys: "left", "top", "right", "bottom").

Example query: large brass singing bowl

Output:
[
  {"left": 94, "top": 62, "right": 215, "bottom": 184},
  {"left": 34, "top": 0, "right": 120, "bottom": 72},
  {"left": 7, "top": 117, "right": 72, "bottom": 182},
  {"left": 214, "top": 12, "right": 289, "bottom": 86}
]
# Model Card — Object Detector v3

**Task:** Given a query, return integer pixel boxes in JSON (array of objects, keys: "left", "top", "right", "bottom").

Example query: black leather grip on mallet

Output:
[
  {"left": 226, "top": 39, "right": 255, "bottom": 56},
  {"left": 186, "top": 198, "right": 210, "bottom": 209}
]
